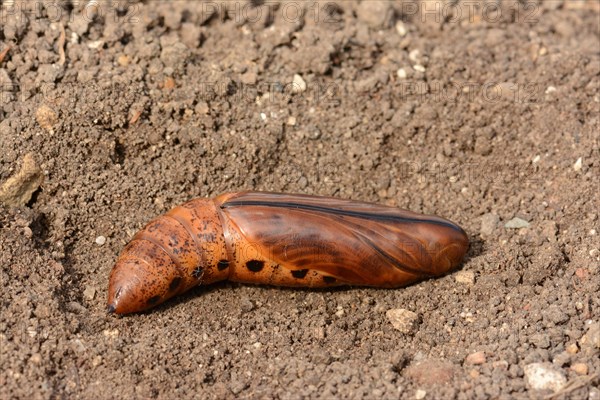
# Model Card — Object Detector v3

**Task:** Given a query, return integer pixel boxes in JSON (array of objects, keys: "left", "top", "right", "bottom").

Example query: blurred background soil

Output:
[{"left": 0, "top": 0, "right": 599, "bottom": 399}]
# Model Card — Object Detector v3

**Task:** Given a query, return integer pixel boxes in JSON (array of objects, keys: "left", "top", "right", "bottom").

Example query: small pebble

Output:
[
  {"left": 287, "top": 116, "right": 297, "bottom": 126},
  {"left": 413, "top": 64, "right": 426, "bottom": 72},
  {"left": 35, "top": 105, "right": 58, "bottom": 132},
  {"left": 575, "top": 268, "right": 589, "bottom": 280},
  {"left": 195, "top": 101, "right": 209, "bottom": 115},
  {"left": 565, "top": 343, "right": 579, "bottom": 354},
  {"left": 480, "top": 213, "right": 499, "bottom": 235},
  {"left": 95, "top": 236, "right": 106, "bottom": 246},
  {"left": 241, "top": 71, "right": 257, "bottom": 85},
  {"left": 455, "top": 271, "right": 475, "bottom": 285},
  {"left": 579, "top": 323, "right": 600, "bottom": 351},
  {"left": 27, "top": 326, "right": 37, "bottom": 338},
  {"left": 540, "top": 220, "right": 558, "bottom": 241},
  {"left": 465, "top": 351, "right": 486, "bottom": 365},
  {"left": 406, "top": 359, "right": 455, "bottom": 385},
  {"left": 542, "top": 305, "right": 569, "bottom": 325},
  {"left": 573, "top": 157, "right": 583, "bottom": 171},
  {"left": 386, "top": 308, "right": 420, "bottom": 334},
  {"left": 492, "top": 360, "right": 509, "bottom": 370},
  {"left": 87, "top": 40, "right": 104, "bottom": 49},
  {"left": 415, "top": 389, "right": 426, "bottom": 399},
  {"left": 474, "top": 136, "right": 492, "bottom": 155},
  {"left": 504, "top": 217, "right": 530, "bottom": 229},
  {"left": 83, "top": 286, "right": 96, "bottom": 301},
  {"left": 524, "top": 362, "right": 566, "bottom": 392},
  {"left": 356, "top": 0, "right": 392, "bottom": 28},
  {"left": 117, "top": 54, "right": 129, "bottom": 66},
  {"left": 103, "top": 329, "right": 119, "bottom": 338},
  {"left": 0, "top": 153, "right": 44, "bottom": 208},
  {"left": 30, "top": 353, "right": 43, "bottom": 365},
  {"left": 570, "top": 363, "right": 588, "bottom": 375},
  {"left": 92, "top": 356, "right": 103, "bottom": 367},
  {"left": 396, "top": 21, "right": 408, "bottom": 36},
  {"left": 163, "top": 77, "right": 176, "bottom": 89},
  {"left": 409, "top": 49, "right": 421, "bottom": 63},
  {"left": 552, "top": 351, "right": 570, "bottom": 366},
  {"left": 292, "top": 74, "right": 307, "bottom": 93},
  {"left": 397, "top": 68, "right": 407, "bottom": 79},
  {"left": 469, "top": 369, "right": 480, "bottom": 379},
  {"left": 240, "top": 298, "right": 254, "bottom": 313},
  {"left": 531, "top": 333, "right": 551, "bottom": 349},
  {"left": 0, "top": 68, "right": 12, "bottom": 86}
]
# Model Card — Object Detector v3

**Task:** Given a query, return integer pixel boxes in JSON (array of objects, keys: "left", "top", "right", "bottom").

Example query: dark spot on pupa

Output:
[
  {"left": 147, "top": 295, "right": 161, "bottom": 305},
  {"left": 246, "top": 260, "right": 264, "bottom": 272},
  {"left": 169, "top": 277, "right": 182, "bottom": 291},
  {"left": 323, "top": 276, "right": 336, "bottom": 284},
  {"left": 217, "top": 259, "right": 230, "bottom": 271},
  {"left": 192, "top": 266, "right": 204, "bottom": 279},
  {"left": 291, "top": 269, "right": 309, "bottom": 279}
]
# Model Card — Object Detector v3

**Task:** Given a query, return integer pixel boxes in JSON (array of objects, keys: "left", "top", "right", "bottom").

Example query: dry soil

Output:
[{"left": 0, "top": 1, "right": 599, "bottom": 399}]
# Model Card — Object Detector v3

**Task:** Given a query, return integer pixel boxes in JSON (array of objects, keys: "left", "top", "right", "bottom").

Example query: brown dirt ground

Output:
[{"left": 1, "top": 1, "right": 599, "bottom": 399}]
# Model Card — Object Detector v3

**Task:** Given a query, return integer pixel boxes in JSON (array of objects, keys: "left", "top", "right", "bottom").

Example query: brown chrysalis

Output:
[{"left": 107, "top": 192, "right": 469, "bottom": 314}]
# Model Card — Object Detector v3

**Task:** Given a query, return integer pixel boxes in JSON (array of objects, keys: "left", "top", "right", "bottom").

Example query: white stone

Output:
[
  {"left": 573, "top": 157, "right": 583, "bottom": 171},
  {"left": 409, "top": 49, "right": 421, "bottom": 63},
  {"left": 292, "top": 74, "right": 307, "bottom": 93},
  {"left": 524, "top": 363, "right": 566, "bottom": 392},
  {"left": 504, "top": 217, "right": 530, "bottom": 229},
  {"left": 95, "top": 236, "right": 106, "bottom": 246},
  {"left": 396, "top": 21, "right": 408, "bottom": 36},
  {"left": 87, "top": 40, "right": 104, "bottom": 49}
]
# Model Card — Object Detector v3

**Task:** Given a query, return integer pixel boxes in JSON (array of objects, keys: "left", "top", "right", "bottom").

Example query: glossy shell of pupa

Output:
[{"left": 108, "top": 192, "right": 469, "bottom": 314}]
